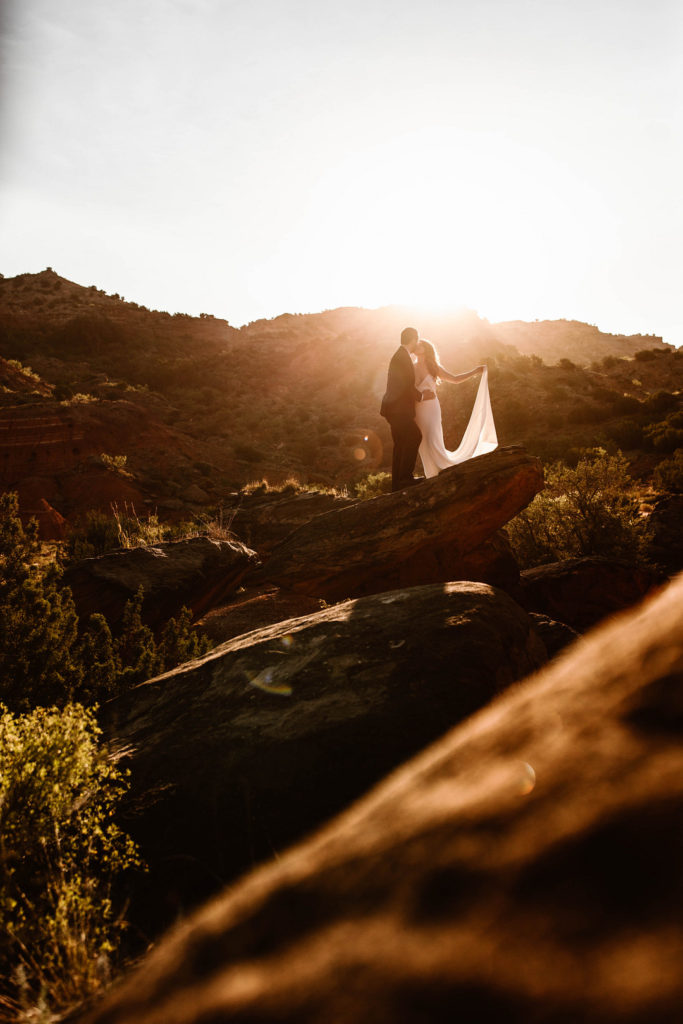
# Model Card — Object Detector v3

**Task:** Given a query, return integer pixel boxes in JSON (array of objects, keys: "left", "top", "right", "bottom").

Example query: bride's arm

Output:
[{"left": 436, "top": 363, "right": 485, "bottom": 384}]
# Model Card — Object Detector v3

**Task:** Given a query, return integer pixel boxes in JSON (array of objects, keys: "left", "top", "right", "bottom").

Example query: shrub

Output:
[
  {"left": 66, "top": 509, "right": 122, "bottom": 561},
  {"left": 0, "top": 493, "right": 83, "bottom": 712},
  {"left": 353, "top": 472, "right": 392, "bottom": 499},
  {"left": 652, "top": 449, "right": 683, "bottom": 492},
  {"left": 634, "top": 348, "right": 659, "bottom": 361},
  {"left": 1, "top": 494, "right": 213, "bottom": 711},
  {"left": 643, "top": 422, "right": 683, "bottom": 453},
  {"left": 607, "top": 419, "right": 644, "bottom": 449},
  {"left": 643, "top": 390, "right": 678, "bottom": 415},
  {"left": 0, "top": 702, "right": 141, "bottom": 1016},
  {"left": 507, "top": 448, "right": 648, "bottom": 568}
]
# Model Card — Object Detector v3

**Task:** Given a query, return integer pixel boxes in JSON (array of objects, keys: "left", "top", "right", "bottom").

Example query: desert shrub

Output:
[
  {"left": 0, "top": 492, "right": 83, "bottom": 711},
  {"left": 634, "top": 348, "right": 659, "bottom": 361},
  {"left": 66, "top": 509, "right": 122, "bottom": 561},
  {"left": 652, "top": 449, "right": 683, "bottom": 493},
  {"left": 0, "top": 702, "right": 141, "bottom": 1017},
  {"left": 354, "top": 471, "right": 392, "bottom": 499},
  {"left": 507, "top": 449, "right": 648, "bottom": 568},
  {"left": 643, "top": 417, "right": 683, "bottom": 453},
  {"left": 1, "top": 494, "right": 212, "bottom": 710},
  {"left": 99, "top": 453, "right": 130, "bottom": 475}
]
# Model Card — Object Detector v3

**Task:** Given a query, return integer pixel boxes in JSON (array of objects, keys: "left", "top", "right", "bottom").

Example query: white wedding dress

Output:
[{"left": 415, "top": 366, "right": 498, "bottom": 477}]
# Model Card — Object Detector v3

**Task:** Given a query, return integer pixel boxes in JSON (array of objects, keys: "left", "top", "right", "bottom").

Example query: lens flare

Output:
[
  {"left": 247, "top": 666, "right": 293, "bottom": 697},
  {"left": 353, "top": 447, "right": 366, "bottom": 461},
  {"left": 517, "top": 762, "right": 536, "bottom": 796}
]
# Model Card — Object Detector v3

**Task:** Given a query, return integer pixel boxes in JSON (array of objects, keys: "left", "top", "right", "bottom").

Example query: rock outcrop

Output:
[
  {"left": 229, "top": 488, "right": 355, "bottom": 554},
  {"left": 84, "top": 574, "right": 683, "bottom": 1024},
  {"left": 519, "top": 556, "right": 661, "bottom": 632},
  {"left": 104, "top": 582, "right": 546, "bottom": 928},
  {"left": 62, "top": 536, "right": 260, "bottom": 630},
  {"left": 262, "top": 446, "right": 543, "bottom": 600}
]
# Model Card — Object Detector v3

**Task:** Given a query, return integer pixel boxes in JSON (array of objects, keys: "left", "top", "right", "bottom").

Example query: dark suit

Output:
[{"left": 380, "top": 345, "right": 423, "bottom": 490}]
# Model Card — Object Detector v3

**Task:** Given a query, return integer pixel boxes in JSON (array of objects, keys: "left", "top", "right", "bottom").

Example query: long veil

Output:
[{"left": 450, "top": 365, "right": 498, "bottom": 464}]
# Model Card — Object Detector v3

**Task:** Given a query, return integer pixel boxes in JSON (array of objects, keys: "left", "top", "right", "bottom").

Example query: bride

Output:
[{"left": 413, "top": 339, "right": 498, "bottom": 477}]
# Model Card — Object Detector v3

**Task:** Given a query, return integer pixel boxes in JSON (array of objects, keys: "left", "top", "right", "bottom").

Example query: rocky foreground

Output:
[
  {"left": 84, "top": 574, "right": 683, "bottom": 1024},
  {"left": 104, "top": 581, "right": 546, "bottom": 929}
]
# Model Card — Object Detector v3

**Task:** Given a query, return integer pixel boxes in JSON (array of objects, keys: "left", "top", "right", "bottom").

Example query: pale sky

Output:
[{"left": 1, "top": 0, "right": 681, "bottom": 344}]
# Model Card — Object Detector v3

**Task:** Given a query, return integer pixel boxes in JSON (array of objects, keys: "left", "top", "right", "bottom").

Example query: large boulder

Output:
[
  {"left": 84, "top": 574, "right": 683, "bottom": 1024},
  {"left": 519, "top": 556, "right": 661, "bottom": 631},
  {"left": 62, "top": 536, "right": 260, "bottom": 630},
  {"left": 262, "top": 446, "right": 542, "bottom": 600},
  {"left": 103, "top": 582, "right": 546, "bottom": 929}
]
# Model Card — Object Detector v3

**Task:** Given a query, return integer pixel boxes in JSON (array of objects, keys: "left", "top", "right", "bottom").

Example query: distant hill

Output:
[
  {"left": 491, "top": 318, "right": 670, "bottom": 365},
  {"left": 0, "top": 269, "right": 682, "bottom": 529}
]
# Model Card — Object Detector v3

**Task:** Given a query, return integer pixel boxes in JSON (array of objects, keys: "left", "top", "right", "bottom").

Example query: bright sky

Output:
[{"left": 1, "top": 0, "right": 681, "bottom": 344}]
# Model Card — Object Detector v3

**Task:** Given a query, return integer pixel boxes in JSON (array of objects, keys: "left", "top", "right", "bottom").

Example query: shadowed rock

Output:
[
  {"left": 62, "top": 536, "right": 260, "bottom": 630},
  {"left": 102, "top": 582, "right": 546, "bottom": 930},
  {"left": 261, "top": 446, "right": 543, "bottom": 600},
  {"left": 519, "top": 556, "right": 661, "bottom": 632},
  {"left": 84, "top": 573, "right": 683, "bottom": 1024}
]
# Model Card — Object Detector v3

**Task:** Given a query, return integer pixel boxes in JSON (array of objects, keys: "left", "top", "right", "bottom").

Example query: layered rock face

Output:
[
  {"left": 103, "top": 582, "right": 546, "bottom": 928},
  {"left": 261, "top": 446, "right": 543, "bottom": 600},
  {"left": 85, "top": 574, "right": 683, "bottom": 1024}
]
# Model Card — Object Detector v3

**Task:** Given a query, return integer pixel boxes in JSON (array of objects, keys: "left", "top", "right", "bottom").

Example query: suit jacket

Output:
[{"left": 380, "top": 346, "right": 421, "bottom": 420}]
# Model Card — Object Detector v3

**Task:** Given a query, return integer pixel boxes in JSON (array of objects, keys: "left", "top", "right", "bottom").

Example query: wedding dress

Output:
[{"left": 415, "top": 366, "right": 498, "bottom": 477}]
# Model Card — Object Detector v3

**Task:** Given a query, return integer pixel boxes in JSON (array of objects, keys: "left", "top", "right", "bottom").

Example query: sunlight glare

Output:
[{"left": 261, "top": 127, "right": 603, "bottom": 324}]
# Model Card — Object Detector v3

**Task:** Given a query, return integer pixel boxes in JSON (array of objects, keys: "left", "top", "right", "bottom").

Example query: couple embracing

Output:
[{"left": 380, "top": 326, "right": 498, "bottom": 491}]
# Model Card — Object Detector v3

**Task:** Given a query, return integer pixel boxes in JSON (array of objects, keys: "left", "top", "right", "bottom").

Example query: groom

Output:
[{"left": 380, "top": 326, "right": 435, "bottom": 491}]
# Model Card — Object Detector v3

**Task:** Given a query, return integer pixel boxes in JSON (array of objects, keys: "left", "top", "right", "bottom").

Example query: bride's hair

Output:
[{"left": 420, "top": 339, "right": 440, "bottom": 381}]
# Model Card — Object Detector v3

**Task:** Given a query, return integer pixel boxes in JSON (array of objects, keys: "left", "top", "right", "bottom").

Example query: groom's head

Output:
[{"left": 400, "top": 326, "right": 419, "bottom": 352}]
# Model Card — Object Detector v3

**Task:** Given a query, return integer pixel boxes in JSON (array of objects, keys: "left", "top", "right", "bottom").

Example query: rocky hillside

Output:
[{"left": 1, "top": 270, "right": 681, "bottom": 531}]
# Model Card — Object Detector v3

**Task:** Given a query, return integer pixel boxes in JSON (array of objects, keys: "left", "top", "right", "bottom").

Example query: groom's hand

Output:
[{"left": 421, "top": 390, "right": 436, "bottom": 401}]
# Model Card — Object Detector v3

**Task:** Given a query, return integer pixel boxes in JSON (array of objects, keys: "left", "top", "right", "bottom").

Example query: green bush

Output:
[
  {"left": 0, "top": 702, "right": 141, "bottom": 1016},
  {"left": 507, "top": 448, "right": 648, "bottom": 568},
  {"left": 353, "top": 472, "right": 392, "bottom": 499}
]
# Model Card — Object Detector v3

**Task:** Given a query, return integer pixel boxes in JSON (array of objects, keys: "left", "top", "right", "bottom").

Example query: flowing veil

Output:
[{"left": 450, "top": 365, "right": 498, "bottom": 464}]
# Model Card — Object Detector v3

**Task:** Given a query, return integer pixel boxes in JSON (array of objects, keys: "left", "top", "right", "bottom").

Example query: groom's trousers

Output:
[{"left": 388, "top": 413, "right": 422, "bottom": 491}]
